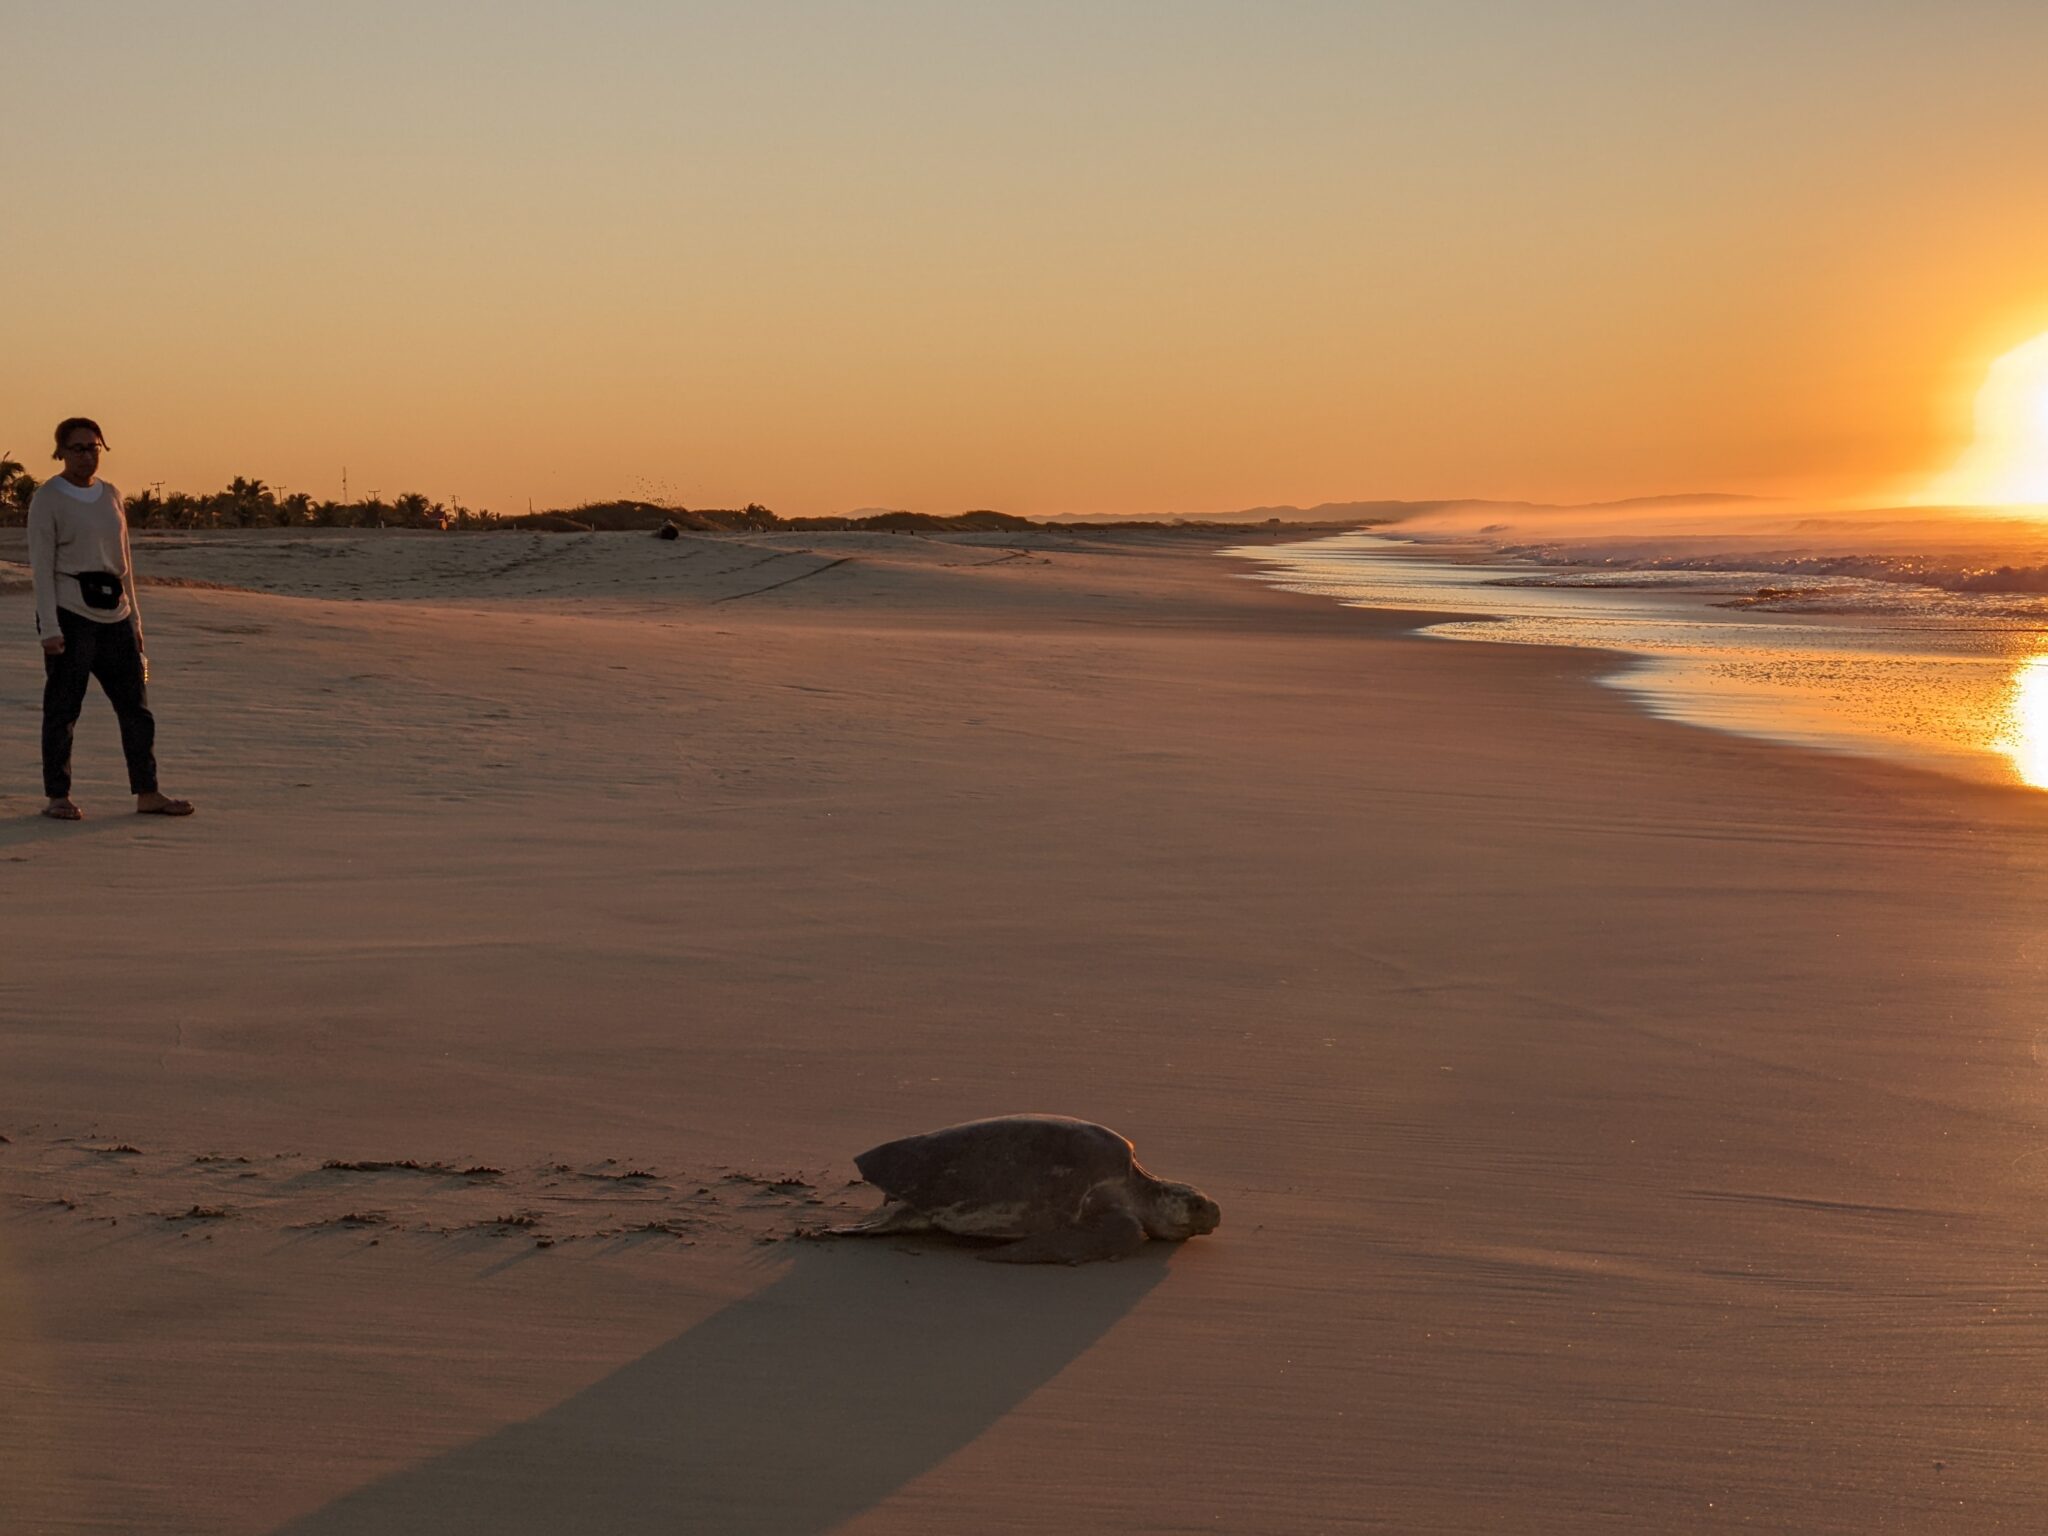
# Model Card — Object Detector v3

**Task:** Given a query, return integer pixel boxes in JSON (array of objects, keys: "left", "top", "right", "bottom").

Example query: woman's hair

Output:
[{"left": 52, "top": 417, "right": 108, "bottom": 458}]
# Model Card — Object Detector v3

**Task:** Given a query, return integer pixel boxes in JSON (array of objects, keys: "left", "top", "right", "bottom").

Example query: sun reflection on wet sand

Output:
[{"left": 1993, "top": 653, "right": 2048, "bottom": 789}]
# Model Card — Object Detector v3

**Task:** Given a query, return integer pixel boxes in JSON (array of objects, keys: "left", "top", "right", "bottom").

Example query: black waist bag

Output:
[{"left": 73, "top": 571, "right": 124, "bottom": 611}]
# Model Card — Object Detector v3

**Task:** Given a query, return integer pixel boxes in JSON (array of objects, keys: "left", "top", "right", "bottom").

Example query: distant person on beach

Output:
[{"left": 27, "top": 418, "right": 194, "bottom": 821}]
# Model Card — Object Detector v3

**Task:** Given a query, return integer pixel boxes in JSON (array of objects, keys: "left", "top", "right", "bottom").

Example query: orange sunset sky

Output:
[{"left": 10, "top": 1, "right": 2048, "bottom": 517}]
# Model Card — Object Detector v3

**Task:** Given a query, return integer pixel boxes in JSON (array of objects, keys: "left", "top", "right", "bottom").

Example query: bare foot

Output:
[
  {"left": 136, "top": 792, "right": 195, "bottom": 817},
  {"left": 43, "top": 799, "right": 82, "bottom": 821}
]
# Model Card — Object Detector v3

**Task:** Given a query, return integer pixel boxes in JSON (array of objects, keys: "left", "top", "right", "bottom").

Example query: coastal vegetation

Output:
[
  {"left": 0, "top": 462, "right": 511, "bottom": 530},
  {"left": 0, "top": 465, "right": 1317, "bottom": 536},
  {"left": 0, "top": 473, "right": 1047, "bottom": 534}
]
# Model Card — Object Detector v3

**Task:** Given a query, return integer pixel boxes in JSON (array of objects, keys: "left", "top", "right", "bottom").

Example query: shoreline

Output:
[
  {"left": 6, "top": 528, "right": 2048, "bottom": 1532},
  {"left": 1231, "top": 526, "right": 2048, "bottom": 795}
]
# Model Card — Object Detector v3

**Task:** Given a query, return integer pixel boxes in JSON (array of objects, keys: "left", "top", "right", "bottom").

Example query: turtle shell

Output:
[{"left": 854, "top": 1115, "right": 1138, "bottom": 1216}]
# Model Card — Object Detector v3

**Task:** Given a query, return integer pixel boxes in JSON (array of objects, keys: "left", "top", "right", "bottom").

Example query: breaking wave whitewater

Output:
[{"left": 1483, "top": 548, "right": 2048, "bottom": 621}]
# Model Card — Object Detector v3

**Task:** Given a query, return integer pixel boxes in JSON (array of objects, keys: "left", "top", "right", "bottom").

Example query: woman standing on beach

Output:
[{"left": 28, "top": 418, "right": 193, "bottom": 820}]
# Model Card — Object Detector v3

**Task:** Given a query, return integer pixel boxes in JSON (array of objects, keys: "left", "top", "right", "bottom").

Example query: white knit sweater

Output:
[{"left": 28, "top": 478, "right": 141, "bottom": 640}]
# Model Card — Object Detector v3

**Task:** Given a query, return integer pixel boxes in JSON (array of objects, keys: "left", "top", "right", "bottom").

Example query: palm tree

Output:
[
  {"left": 0, "top": 455, "right": 35, "bottom": 522},
  {"left": 126, "top": 487, "right": 164, "bottom": 527},
  {"left": 224, "top": 476, "right": 274, "bottom": 528}
]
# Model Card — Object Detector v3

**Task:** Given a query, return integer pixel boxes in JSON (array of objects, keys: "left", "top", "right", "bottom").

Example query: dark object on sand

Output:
[
  {"left": 829, "top": 1114, "right": 1220, "bottom": 1265},
  {"left": 655, "top": 521, "right": 682, "bottom": 540}
]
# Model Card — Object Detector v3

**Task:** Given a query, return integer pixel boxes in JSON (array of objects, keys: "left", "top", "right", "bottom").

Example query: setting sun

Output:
[{"left": 1922, "top": 332, "right": 2048, "bottom": 508}]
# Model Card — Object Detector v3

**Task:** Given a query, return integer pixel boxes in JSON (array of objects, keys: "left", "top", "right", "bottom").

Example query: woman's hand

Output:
[{"left": 41, "top": 635, "right": 64, "bottom": 656}]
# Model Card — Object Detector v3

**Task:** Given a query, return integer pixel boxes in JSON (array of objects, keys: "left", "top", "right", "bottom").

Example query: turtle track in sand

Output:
[{"left": 0, "top": 1126, "right": 873, "bottom": 1252}]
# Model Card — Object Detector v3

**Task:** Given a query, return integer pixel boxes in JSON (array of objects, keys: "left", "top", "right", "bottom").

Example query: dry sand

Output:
[{"left": 4, "top": 524, "right": 2048, "bottom": 1532}]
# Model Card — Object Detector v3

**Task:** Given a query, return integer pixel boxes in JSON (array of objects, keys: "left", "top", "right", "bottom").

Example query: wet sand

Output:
[{"left": 5, "top": 526, "right": 2048, "bottom": 1532}]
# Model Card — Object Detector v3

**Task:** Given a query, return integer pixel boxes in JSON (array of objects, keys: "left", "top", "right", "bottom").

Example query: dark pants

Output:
[{"left": 42, "top": 608, "right": 158, "bottom": 799}]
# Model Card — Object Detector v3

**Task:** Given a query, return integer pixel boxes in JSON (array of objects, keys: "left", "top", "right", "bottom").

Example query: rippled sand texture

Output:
[{"left": 8, "top": 526, "right": 2048, "bottom": 1532}]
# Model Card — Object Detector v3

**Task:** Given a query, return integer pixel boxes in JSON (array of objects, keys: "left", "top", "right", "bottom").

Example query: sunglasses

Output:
[{"left": 61, "top": 443, "right": 103, "bottom": 455}]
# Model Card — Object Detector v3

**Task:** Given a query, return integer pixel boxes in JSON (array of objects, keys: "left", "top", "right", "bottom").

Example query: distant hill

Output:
[
  {"left": 497, "top": 501, "right": 1039, "bottom": 535},
  {"left": 501, "top": 500, "right": 777, "bottom": 533},
  {"left": 493, "top": 492, "right": 1765, "bottom": 535}
]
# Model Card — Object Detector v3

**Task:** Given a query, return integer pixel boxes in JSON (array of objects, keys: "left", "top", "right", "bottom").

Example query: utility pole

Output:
[{"left": 342, "top": 466, "right": 348, "bottom": 503}]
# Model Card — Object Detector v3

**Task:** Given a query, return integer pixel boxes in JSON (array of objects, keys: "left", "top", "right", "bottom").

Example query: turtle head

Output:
[{"left": 1142, "top": 1180, "right": 1221, "bottom": 1241}]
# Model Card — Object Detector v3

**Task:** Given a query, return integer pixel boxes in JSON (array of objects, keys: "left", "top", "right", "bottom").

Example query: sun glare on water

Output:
[
  {"left": 1993, "top": 653, "right": 2048, "bottom": 789},
  {"left": 1923, "top": 332, "right": 2048, "bottom": 508}
]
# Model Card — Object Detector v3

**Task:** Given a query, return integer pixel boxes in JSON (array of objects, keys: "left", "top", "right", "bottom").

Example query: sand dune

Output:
[{"left": 5, "top": 526, "right": 2048, "bottom": 1531}]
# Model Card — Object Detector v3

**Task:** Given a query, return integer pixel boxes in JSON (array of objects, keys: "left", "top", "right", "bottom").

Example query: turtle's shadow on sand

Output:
[{"left": 272, "top": 1242, "right": 1170, "bottom": 1536}]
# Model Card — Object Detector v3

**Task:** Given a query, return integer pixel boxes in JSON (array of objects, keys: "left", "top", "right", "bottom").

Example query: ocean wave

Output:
[
  {"left": 1360, "top": 496, "right": 2048, "bottom": 621},
  {"left": 1462, "top": 540, "right": 2048, "bottom": 621}
]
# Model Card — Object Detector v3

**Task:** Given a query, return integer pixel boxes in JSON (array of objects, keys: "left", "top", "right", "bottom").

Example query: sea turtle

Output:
[{"left": 828, "top": 1114, "right": 1221, "bottom": 1264}]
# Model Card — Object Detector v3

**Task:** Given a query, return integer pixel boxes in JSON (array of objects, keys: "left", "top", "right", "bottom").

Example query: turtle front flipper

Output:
[{"left": 978, "top": 1208, "right": 1146, "bottom": 1266}]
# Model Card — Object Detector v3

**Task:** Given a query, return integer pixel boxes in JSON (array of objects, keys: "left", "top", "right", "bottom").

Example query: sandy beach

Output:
[{"left": 6, "top": 524, "right": 2048, "bottom": 1533}]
